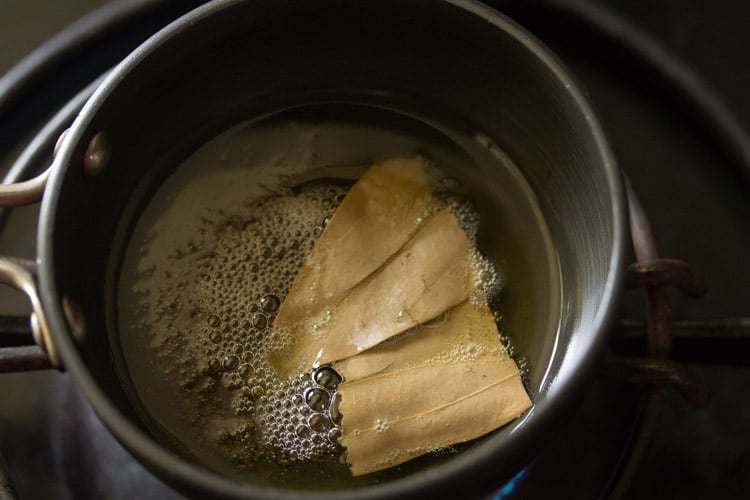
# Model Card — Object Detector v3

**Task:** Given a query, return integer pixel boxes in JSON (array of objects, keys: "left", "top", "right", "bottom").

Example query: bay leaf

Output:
[
  {"left": 274, "top": 156, "right": 436, "bottom": 328},
  {"left": 336, "top": 299, "right": 531, "bottom": 476},
  {"left": 270, "top": 207, "right": 474, "bottom": 378}
]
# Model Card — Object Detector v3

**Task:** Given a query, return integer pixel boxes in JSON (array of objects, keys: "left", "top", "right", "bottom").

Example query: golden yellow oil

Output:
[{"left": 110, "top": 100, "right": 561, "bottom": 489}]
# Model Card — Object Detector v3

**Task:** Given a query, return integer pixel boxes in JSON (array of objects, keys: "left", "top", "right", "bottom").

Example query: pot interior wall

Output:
[{"left": 44, "top": 0, "right": 621, "bottom": 496}]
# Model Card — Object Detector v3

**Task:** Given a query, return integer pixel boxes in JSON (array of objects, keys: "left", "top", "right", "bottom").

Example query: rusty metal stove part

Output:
[
  {"left": 0, "top": 345, "right": 52, "bottom": 374},
  {"left": 615, "top": 318, "right": 750, "bottom": 366},
  {"left": 605, "top": 357, "right": 710, "bottom": 409},
  {"left": 605, "top": 181, "right": 715, "bottom": 499},
  {"left": 626, "top": 258, "right": 707, "bottom": 297},
  {"left": 606, "top": 179, "right": 710, "bottom": 404},
  {"left": 626, "top": 177, "right": 681, "bottom": 357}
]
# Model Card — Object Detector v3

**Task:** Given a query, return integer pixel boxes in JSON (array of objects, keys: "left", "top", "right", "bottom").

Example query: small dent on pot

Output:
[
  {"left": 83, "top": 131, "right": 111, "bottom": 178},
  {"left": 62, "top": 296, "right": 87, "bottom": 343}
]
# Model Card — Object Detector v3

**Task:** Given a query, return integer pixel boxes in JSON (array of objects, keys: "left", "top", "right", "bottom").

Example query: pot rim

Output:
[{"left": 38, "top": 0, "right": 626, "bottom": 498}]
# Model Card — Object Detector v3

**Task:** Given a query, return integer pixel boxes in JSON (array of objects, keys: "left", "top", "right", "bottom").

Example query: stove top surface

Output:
[{"left": 1, "top": 1, "right": 748, "bottom": 499}]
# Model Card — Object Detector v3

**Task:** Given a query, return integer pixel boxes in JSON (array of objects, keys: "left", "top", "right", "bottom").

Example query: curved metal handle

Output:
[
  {"left": 0, "top": 258, "right": 60, "bottom": 369},
  {"left": 0, "top": 128, "right": 68, "bottom": 208},
  {"left": 0, "top": 167, "right": 51, "bottom": 207}
]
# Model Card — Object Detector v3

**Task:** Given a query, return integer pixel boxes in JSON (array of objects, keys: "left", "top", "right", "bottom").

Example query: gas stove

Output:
[{"left": 1, "top": 1, "right": 748, "bottom": 499}]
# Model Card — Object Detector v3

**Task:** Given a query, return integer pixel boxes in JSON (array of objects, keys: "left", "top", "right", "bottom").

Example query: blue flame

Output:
[{"left": 494, "top": 467, "right": 528, "bottom": 499}]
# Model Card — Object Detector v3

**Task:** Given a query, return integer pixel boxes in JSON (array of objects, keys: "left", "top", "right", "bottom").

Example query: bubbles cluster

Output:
[
  {"left": 135, "top": 182, "right": 348, "bottom": 467},
  {"left": 132, "top": 173, "right": 508, "bottom": 472},
  {"left": 215, "top": 364, "right": 344, "bottom": 466},
  {"left": 253, "top": 366, "right": 343, "bottom": 462},
  {"left": 445, "top": 196, "right": 502, "bottom": 306}
]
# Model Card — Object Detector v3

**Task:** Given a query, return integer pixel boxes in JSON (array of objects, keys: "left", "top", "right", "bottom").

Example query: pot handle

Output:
[
  {"left": 0, "top": 258, "right": 59, "bottom": 371},
  {"left": 0, "top": 128, "right": 68, "bottom": 207},
  {"left": 0, "top": 168, "right": 51, "bottom": 207}
]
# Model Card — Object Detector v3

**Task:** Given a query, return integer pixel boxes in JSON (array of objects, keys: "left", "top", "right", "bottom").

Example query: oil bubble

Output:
[
  {"left": 260, "top": 294, "right": 280, "bottom": 313},
  {"left": 251, "top": 313, "right": 268, "bottom": 329},
  {"left": 208, "top": 357, "right": 221, "bottom": 373},
  {"left": 223, "top": 355, "right": 240, "bottom": 371},
  {"left": 295, "top": 425, "right": 311, "bottom": 438},
  {"left": 305, "top": 388, "right": 330, "bottom": 411},
  {"left": 309, "top": 413, "right": 331, "bottom": 432},
  {"left": 313, "top": 366, "right": 341, "bottom": 389},
  {"left": 238, "top": 363, "right": 254, "bottom": 378},
  {"left": 328, "top": 428, "right": 342, "bottom": 444}
]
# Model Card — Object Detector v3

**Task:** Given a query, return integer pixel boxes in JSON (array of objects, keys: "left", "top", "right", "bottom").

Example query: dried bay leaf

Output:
[
  {"left": 335, "top": 300, "right": 531, "bottom": 476},
  {"left": 268, "top": 157, "right": 531, "bottom": 476},
  {"left": 274, "top": 156, "right": 436, "bottom": 328},
  {"left": 270, "top": 207, "right": 474, "bottom": 378}
]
